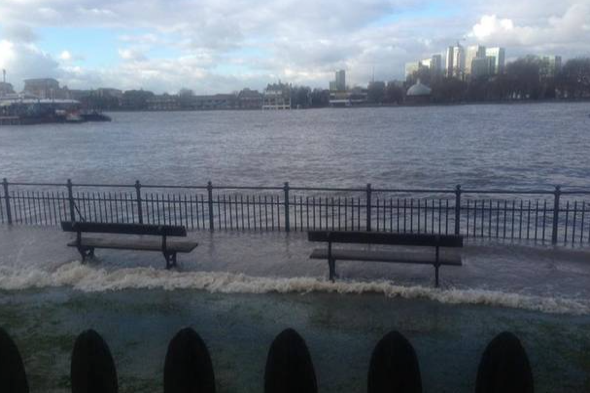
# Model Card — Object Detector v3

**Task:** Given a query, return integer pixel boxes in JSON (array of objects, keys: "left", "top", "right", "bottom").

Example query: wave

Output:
[{"left": 0, "top": 262, "right": 589, "bottom": 316}]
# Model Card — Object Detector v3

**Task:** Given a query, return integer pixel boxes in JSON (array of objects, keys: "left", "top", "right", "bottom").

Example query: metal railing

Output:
[{"left": 2, "top": 178, "right": 590, "bottom": 246}]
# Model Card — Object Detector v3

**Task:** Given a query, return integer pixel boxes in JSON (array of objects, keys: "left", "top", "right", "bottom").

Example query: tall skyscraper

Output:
[
  {"left": 445, "top": 46, "right": 454, "bottom": 78},
  {"left": 471, "top": 56, "right": 495, "bottom": 78},
  {"left": 445, "top": 44, "right": 465, "bottom": 79},
  {"left": 465, "top": 45, "right": 487, "bottom": 76},
  {"left": 485, "top": 47, "right": 506, "bottom": 75},
  {"left": 540, "top": 55, "right": 562, "bottom": 78},
  {"left": 405, "top": 62, "right": 421, "bottom": 78},
  {"left": 452, "top": 43, "right": 466, "bottom": 79},
  {"left": 430, "top": 54, "right": 443, "bottom": 76},
  {"left": 335, "top": 70, "right": 346, "bottom": 91}
]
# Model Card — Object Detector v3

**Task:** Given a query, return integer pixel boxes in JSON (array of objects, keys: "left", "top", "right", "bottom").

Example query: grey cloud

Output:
[{"left": 2, "top": 24, "right": 38, "bottom": 43}]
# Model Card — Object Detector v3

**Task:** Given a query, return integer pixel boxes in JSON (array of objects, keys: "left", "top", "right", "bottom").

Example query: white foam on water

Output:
[{"left": 0, "top": 261, "right": 589, "bottom": 316}]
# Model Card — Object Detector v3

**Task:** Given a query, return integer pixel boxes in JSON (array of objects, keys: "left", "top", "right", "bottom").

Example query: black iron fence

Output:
[{"left": 2, "top": 178, "right": 590, "bottom": 246}]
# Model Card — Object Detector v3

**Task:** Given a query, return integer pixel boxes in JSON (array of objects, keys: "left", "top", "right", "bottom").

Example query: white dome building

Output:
[
  {"left": 406, "top": 79, "right": 432, "bottom": 104},
  {"left": 407, "top": 80, "right": 432, "bottom": 96}
]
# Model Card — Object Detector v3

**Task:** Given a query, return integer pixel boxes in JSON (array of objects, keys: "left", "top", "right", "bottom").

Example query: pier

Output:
[{"left": 0, "top": 116, "right": 22, "bottom": 125}]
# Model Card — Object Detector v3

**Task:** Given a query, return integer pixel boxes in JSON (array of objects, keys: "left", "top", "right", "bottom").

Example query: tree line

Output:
[{"left": 402, "top": 56, "right": 590, "bottom": 104}]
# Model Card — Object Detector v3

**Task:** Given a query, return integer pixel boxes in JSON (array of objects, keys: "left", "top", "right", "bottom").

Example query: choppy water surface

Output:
[{"left": 1, "top": 103, "right": 590, "bottom": 189}]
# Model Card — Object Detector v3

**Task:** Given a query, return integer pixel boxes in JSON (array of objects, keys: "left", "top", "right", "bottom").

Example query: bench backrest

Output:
[
  {"left": 308, "top": 231, "right": 463, "bottom": 247},
  {"left": 61, "top": 221, "right": 187, "bottom": 237}
]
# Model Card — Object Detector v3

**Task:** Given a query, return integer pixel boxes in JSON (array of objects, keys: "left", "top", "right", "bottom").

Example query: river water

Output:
[
  {"left": 1, "top": 103, "right": 590, "bottom": 392},
  {"left": 1, "top": 102, "right": 590, "bottom": 189}
]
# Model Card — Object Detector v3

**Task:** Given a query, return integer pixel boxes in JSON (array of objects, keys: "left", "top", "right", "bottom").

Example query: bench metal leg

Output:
[
  {"left": 328, "top": 258, "right": 336, "bottom": 282},
  {"left": 434, "top": 264, "right": 440, "bottom": 288},
  {"left": 77, "top": 246, "right": 95, "bottom": 262},
  {"left": 164, "top": 252, "right": 177, "bottom": 269}
]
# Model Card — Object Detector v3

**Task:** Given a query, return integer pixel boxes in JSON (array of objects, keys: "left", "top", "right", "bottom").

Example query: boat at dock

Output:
[
  {"left": 0, "top": 97, "right": 111, "bottom": 125},
  {"left": 80, "top": 110, "right": 111, "bottom": 122}
]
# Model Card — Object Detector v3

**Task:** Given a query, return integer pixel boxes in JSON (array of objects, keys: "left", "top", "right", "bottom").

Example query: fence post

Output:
[
  {"left": 366, "top": 183, "right": 372, "bottom": 231},
  {"left": 552, "top": 185, "right": 561, "bottom": 245},
  {"left": 207, "top": 181, "right": 214, "bottom": 231},
  {"left": 284, "top": 182, "right": 290, "bottom": 232},
  {"left": 135, "top": 180, "right": 143, "bottom": 224},
  {"left": 454, "top": 185, "right": 462, "bottom": 235},
  {"left": 66, "top": 179, "right": 76, "bottom": 222},
  {"left": 2, "top": 178, "right": 12, "bottom": 225}
]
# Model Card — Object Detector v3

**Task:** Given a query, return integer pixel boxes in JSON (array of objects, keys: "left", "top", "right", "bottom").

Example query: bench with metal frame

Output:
[
  {"left": 308, "top": 231, "right": 463, "bottom": 287},
  {"left": 61, "top": 221, "right": 198, "bottom": 269}
]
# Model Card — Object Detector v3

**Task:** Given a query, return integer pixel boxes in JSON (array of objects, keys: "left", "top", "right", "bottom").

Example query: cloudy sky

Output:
[{"left": 0, "top": 0, "right": 588, "bottom": 93}]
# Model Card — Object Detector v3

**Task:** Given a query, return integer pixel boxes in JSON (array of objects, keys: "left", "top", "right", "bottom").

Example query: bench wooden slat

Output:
[
  {"left": 310, "top": 248, "right": 462, "bottom": 266},
  {"left": 67, "top": 237, "right": 198, "bottom": 253},
  {"left": 61, "top": 221, "right": 187, "bottom": 237},
  {"left": 308, "top": 231, "right": 463, "bottom": 247}
]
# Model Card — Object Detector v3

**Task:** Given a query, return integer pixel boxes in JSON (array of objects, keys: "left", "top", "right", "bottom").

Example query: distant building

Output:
[
  {"left": 335, "top": 70, "right": 346, "bottom": 91},
  {"left": 485, "top": 47, "right": 506, "bottom": 75},
  {"left": 471, "top": 56, "right": 495, "bottom": 79},
  {"left": 406, "top": 54, "right": 443, "bottom": 79},
  {"left": 0, "top": 69, "right": 15, "bottom": 97},
  {"left": 23, "top": 78, "right": 68, "bottom": 99},
  {"left": 465, "top": 45, "right": 487, "bottom": 76},
  {"left": 263, "top": 82, "right": 291, "bottom": 110},
  {"left": 147, "top": 94, "right": 181, "bottom": 111},
  {"left": 405, "top": 62, "right": 421, "bottom": 78},
  {"left": 193, "top": 94, "right": 238, "bottom": 110},
  {"left": 444, "top": 44, "right": 466, "bottom": 79},
  {"left": 445, "top": 46, "right": 454, "bottom": 78},
  {"left": 451, "top": 43, "right": 466, "bottom": 79},
  {"left": 405, "top": 60, "right": 431, "bottom": 79},
  {"left": 540, "top": 55, "right": 562, "bottom": 78},
  {"left": 329, "top": 70, "right": 346, "bottom": 91},
  {"left": 329, "top": 88, "right": 367, "bottom": 107},
  {"left": 0, "top": 82, "right": 14, "bottom": 97},
  {"left": 405, "top": 79, "right": 432, "bottom": 104},
  {"left": 67, "top": 89, "right": 92, "bottom": 100},
  {"left": 96, "top": 88, "right": 123, "bottom": 99},
  {"left": 237, "top": 89, "right": 263, "bottom": 109},
  {"left": 430, "top": 54, "right": 443, "bottom": 77}
]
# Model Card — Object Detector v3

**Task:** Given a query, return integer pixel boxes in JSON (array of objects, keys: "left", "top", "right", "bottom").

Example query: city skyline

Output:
[
  {"left": 0, "top": 0, "right": 588, "bottom": 94},
  {"left": 0, "top": 47, "right": 577, "bottom": 100}
]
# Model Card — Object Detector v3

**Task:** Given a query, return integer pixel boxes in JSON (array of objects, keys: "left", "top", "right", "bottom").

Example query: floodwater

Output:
[
  {"left": 1, "top": 103, "right": 589, "bottom": 189},
  {"left": 1, "top": 103, "right": 590, "bottom": 392},
  {"left": 0, "top": 226, "right": 589, "bottom": 392}
]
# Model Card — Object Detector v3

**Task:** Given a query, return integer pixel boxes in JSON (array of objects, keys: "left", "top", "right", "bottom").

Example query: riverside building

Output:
[
  {"left": 23, "top": 78, "right": 69, "bottom": 99},
  {"left": 262, "top": 82, "right": 291, "bottom": 110}
]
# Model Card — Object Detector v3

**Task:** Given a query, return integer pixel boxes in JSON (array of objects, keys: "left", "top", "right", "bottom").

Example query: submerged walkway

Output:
[
  {"left": 0, "top": 226, "right": 589, "bottom": 392},
  {"left": 1, "top": 226, "right": 589, "bottom": 301}
]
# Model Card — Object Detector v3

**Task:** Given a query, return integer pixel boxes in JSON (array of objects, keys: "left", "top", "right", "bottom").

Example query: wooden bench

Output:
[
  {"left": 308, "top": 231, "right": 463, "bottom": 287},
  {"left": 61, "top": 221, "right": 198, "bottom": 269}
]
